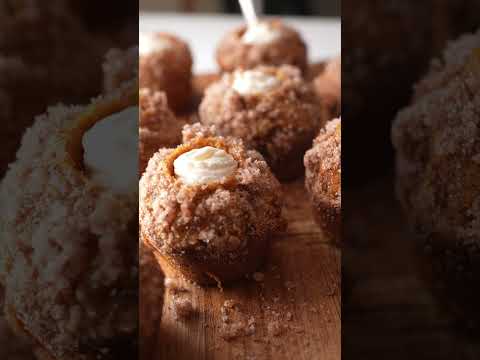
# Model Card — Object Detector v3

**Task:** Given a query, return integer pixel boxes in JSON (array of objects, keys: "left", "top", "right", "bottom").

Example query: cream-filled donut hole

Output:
[
  {"left": 242, "top": 21, "right": 281, "bottom": 44},
  {"left": 82, "top": 106, "right": 139, "bottom": 193},
  {"left": 173, "top": 146, "right": 238, "bottom": 185},
  {"left": 232, "top": 69, "right": 281, "bottom": 95},
  {"left": 139, "top": 33, "right": 172, "bottom": 56}
]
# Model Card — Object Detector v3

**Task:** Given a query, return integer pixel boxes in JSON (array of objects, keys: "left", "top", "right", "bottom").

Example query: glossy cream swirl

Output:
[{"left": 173, "top": 146, "right": 238, "bottom": 185}]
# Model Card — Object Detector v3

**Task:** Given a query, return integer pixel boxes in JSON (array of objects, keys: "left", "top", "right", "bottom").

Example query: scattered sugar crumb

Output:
[
  {"left": 267, "top": 320, "right": 284, "bottom": 337},
  {"left": 172, "top": 297, "right": 195, "bottom": 320},
  {"left": 220, "top": 321, "right": 246, "bottom": 341}
]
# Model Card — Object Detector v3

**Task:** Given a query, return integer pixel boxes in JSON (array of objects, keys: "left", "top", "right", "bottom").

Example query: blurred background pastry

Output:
[
  {"left": 139, "top": 32, "right": 193, "bottom": 113},
  {"left": 199, "top": 65, "right": 323, "bottom": 180},
  {"left": 216, "top": 19, "right": 307, "bottom": 72}
]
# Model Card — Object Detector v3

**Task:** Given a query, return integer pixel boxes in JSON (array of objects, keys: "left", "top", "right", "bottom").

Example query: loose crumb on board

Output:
[{"left": 172, "top": 297, "right": 195, "bottom": 320}]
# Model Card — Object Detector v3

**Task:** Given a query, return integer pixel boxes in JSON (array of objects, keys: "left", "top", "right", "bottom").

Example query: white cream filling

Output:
[
  {"left": 139, "top": 33, "right": 172, "bottom": 56},
  {"left": 232, "top": 70, "right": 280, "bottom": 95},
  {"left": 82, "top": 107, "right": 139, "bottom": 194},
  {"left": 173, "top": 146, "right": 238, "bottom": 185},
  {"left": 242, "top": 22, "right": 281, "bottom": 45}
]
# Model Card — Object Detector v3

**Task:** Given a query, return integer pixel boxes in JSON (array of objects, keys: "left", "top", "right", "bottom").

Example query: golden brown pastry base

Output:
[{"left": 146, "top": 235, "right": 270, "bottom": 287}]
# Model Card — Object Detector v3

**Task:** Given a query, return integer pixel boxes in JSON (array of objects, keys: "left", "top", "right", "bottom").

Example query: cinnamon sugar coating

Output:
[
  {"left": 392, "top": 31, "right": 480, "bottom": 325},
  {"left": 199, "top": 65, "right": 324, "bottom": 181},
  {"left": 139, "top": 33, "right": 193, "bottom": 113},
  {"left": 216, "top": 19, "right": 307, "bottom": 73},
  {"left": 0, "top": 88, "right": 139, "bottom": 359},
  {"left": 304, "top": 118, "right": 341, "bottom": 242},
  {"left": 140, "top": 124, "right": 286, "bottom": 285},
  {"left": 103, "top": 46, "right": 138, "bottom": 94},
  {"left": 139, "top": 88, "right": 185, "bottom": 174},
  {"left": 313, "top": 57, "right": 341, "bottom": 119}
]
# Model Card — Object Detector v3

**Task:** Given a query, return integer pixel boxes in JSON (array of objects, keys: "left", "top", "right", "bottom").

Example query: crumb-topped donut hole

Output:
[
  {"left": 216, "top": 19, "right": 307, "bottom": 73},
  {"left": 0, "top": 85, "right": 139, "bottom": 360},
  {"left": 313, "top": 56, "right": 341, "bottom": 119},
  {"left": 139, "top": 32, "right": 193, "bottom": 113},
  {"left": 199, "top": 65, "right": 323, "bottom": 181},
  {"left": 392, "top": 31, "right": 480, "bottom": 328},
  {"left": 304, "top": 118, "right": 341, "bottom": 243},
  {"left": 103, "top": 46, "right": 139, "bottom": 94},
  {"left": 140, "top": 123, "right": 286, "bottom": 286},
  {"left": 139, "top": 88, "right": 185, "bottom": 175}
]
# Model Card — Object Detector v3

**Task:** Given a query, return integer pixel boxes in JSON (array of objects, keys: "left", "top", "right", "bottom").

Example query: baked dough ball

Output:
[
  {"left": 0, "top": 85, "right": 139, "bottom": 359},
  {"left": 313, "top": 56, "right": 341, "bottom": 119},
  {"left": 392, "top": 30, "right": 480, "bottom": 327},
  {"left": 139, "top": 32, "right": 193, "bottom": 113},
  {"left": 199, "top": 65, "right": 323, "bottom": 181},
  {"left": 216, "top": 19, "right": 307, "bottom": 73},
  {"left": 140, "top": 123, "right": 286, "bottom": 285},
  {"left": 139, "top": 88, "right": 185, "bottom": 174},
  {"left": 304, "top": 118, "right": 341, "bottom": 242}
]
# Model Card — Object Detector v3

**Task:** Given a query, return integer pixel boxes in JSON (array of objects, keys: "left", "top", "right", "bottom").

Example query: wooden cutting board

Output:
[{"left": 153, "top": 180, "right": 341, "bottom": 360}]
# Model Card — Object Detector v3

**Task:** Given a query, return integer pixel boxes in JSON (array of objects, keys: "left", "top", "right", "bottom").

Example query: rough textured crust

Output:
[
  {"left": 313, "top": 56, "right": 341, "bottom": 119},
  {"left": 216, "top": 19, "right": 307, "bottom": 73},
  {"left": 139, "top": 88, "right": 185, "bottom": 174},
  {"left": 0, "top": 86, "right": 139, "bottom": 359},
  {"left": 103, "top": 46, "right": 139, "bottom": 94},
  {"left": 392, "top": 31, "right": 480, "bottom": 326},
  {"left": 140, "top": 123, "right": 286, "bottom": 285},
  {"left": 199, "top": 65, "right": 324, "bottom": 181},
  {"left": 139, "top": 33, "right": 193, "bottom": 113},
  {"left": 304, "top": 118, "right": 341, "bottom": 242}
]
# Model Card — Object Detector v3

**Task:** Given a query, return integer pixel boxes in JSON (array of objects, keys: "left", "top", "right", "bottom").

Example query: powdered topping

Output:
[
  {"left": 139, "top": 33, "right": 172, "bottom": 56},
  {"left": 242, "top": 22, "right": 281, "bottom": 45},
  {"left": 173, "top": 146, "right": 238, "bottom": 185},
  {"left": 232, "top": 69, "right": 280, "bottom": 95},
  {"left": 83, "top": 106, "right": 139, "bottom": 194}
]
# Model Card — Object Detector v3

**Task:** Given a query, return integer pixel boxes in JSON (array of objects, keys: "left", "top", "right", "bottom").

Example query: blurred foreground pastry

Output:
[
  {"left": 305, "top": 118, "right": 341, "bottom": 242},
  {"left": 392, "top": 30, "right": 480, "bottom": 328},
  {"left": 140, "top": 124, "right": 286, "bottom": 285},
  {"left": 200, "top": 65, "right": 323, "bottom": 181},
  {"left": 139, "top": 32, "right": 193, "bottom": 113},
  {"left": 216, "top": 19, "right": 307, "bottom": 73},
  {"left": 313, "top": 57, "right": 341, "bottom": 119},
  {"left": 0, "top": 85, "right": 139, "bottom": 359}
]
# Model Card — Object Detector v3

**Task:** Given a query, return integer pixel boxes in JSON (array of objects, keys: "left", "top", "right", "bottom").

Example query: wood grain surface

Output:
[
  {"left": 153, "top": 180, "right": 341, "bottom": 360},
  {"left": 343, "top": 176, "right": 480, "bottom": 360}
]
